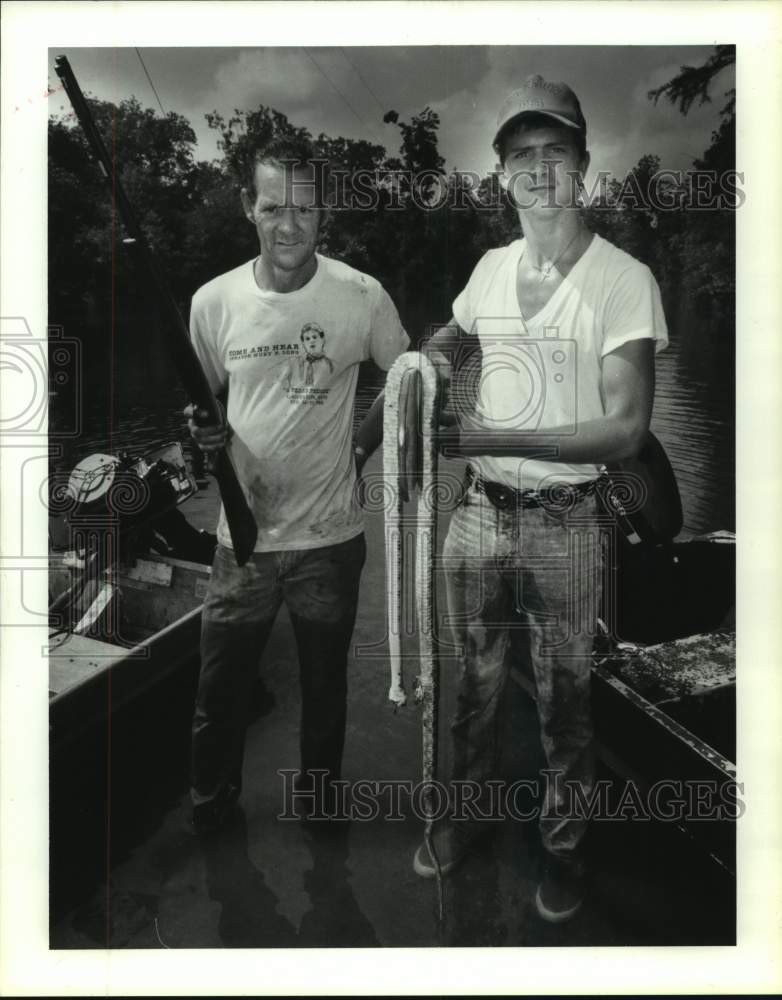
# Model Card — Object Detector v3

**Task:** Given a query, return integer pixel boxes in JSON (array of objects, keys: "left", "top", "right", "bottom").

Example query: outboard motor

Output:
[
  {"left": 50, "top": 442, "right": 216, "bottom": 634},
  {"left": 65, "top": 441, "right": 196, "bottom": 530}
]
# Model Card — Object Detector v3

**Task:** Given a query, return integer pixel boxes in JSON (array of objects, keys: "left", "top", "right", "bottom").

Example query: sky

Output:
[
  {"left": 46, "top": 45, "right": 734, "bottom": 182},
  {"left": 3, "top": 4, "right": 782, "bottom": 997}
]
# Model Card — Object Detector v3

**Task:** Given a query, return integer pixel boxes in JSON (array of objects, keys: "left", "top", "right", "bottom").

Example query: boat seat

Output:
[{"left": 602, "top": 531, "right": 735, "bottom": 646}]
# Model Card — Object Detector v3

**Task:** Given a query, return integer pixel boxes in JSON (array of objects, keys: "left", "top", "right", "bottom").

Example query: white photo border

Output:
[{"left": 1, "top": 1, "right": 780, "bottom": 995}]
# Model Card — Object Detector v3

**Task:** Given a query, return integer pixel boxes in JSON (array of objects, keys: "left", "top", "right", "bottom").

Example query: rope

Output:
[{"left": 383, "top": 352, "right": 444, "bottom": 923}]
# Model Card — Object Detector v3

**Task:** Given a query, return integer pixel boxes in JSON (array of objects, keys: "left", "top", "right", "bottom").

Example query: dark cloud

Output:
[{"left": 48, "top": 45, "right": 730, "bottom": 178}]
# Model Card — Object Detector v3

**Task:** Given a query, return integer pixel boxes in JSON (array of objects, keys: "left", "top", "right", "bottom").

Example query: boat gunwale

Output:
[{"left": 48, "top": 602, "right": 204, "bottom": 709}]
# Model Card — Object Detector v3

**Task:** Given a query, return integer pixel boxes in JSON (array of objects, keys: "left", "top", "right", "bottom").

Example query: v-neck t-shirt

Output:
[{"left": 452, "top": 233, "right": 668, "bottom": 491}]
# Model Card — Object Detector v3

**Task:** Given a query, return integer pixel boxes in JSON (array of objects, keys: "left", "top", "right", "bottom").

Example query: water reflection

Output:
[
  {"left": 653, "top": 298, "right": 735, "bottom": 535},
  {"left": 298, "top": 826, "right": 380, "bottom": 947},
  {"left": 202, "top": 809, "right": 299, "bottom": 948},
  {"left": 50, "top": 307, "right": 735, "bottom": 538}
]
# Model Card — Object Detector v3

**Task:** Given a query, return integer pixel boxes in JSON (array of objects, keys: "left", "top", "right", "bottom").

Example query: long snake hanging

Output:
[{"left": 383, "top": 351, "right": 444, "bottom": 920}]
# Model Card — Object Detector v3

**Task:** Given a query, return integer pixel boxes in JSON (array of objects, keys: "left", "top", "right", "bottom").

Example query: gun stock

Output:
[{"left": 54, "top": 55, "right": 257, "bottom": 565}]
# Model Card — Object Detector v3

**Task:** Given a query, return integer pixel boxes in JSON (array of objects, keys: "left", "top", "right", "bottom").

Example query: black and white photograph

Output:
[{"left": 1, "top": 1, "right": 780, "bottom": 995}]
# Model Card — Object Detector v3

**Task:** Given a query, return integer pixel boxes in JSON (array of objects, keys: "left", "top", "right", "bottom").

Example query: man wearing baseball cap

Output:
[{"left": 413, "top": 75, "right": 668, "bottom": 923}]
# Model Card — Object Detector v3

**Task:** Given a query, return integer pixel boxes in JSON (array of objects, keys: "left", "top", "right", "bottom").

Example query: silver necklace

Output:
[{"left": 527, "top": 226, "right": 583, "bottom": 282}]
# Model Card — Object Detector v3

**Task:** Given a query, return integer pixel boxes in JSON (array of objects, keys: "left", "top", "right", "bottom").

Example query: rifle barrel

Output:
[{"left": 54, "top": 55, "right": 258, "bottom": 564}]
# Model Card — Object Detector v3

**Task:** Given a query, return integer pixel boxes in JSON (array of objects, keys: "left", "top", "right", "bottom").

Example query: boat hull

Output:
[{"left": 49, "top": 555, "right": 210, "bottom": 748}]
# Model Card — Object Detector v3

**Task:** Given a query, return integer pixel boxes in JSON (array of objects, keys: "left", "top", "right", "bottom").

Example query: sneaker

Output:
[
  {"left": 191, "top": 780, "right": 241, "bottom": 836},
  {"left": 534, "top": 854, "right": 586, "bottom": 923},
  {"left": 412, "top": 823, "right": 486, "bottom": 879}
]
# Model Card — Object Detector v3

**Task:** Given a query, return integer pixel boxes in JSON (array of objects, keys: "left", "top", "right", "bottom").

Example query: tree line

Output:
[{"left": 49, "top": 47, "right": 735, "bottom": 350}]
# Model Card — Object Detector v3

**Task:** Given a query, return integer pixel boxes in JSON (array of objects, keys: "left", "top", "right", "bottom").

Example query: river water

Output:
[{"left": 50, "top": 297, "right": 735, "bottom": 539}]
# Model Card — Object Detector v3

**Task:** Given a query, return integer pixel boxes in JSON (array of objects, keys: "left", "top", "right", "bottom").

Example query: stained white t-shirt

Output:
[
  {"left": 452, "top": 233, "right": 668, "bottom": 491},
  {"left": 191, "top": 254, "right": 409, "bottom": 552}
]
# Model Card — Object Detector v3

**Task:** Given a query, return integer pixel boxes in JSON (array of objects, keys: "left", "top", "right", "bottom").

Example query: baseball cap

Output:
[{"left": 493, "top": 75, "right": 586, "bottom": 153}]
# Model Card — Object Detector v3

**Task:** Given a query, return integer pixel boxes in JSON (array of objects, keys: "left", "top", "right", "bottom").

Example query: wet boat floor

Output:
[
  {"left": 50, "top": 631, "right": 735, "bottom": 949},
  {"left": 50, "top": 484, "right": 735, "bottom": 949}
]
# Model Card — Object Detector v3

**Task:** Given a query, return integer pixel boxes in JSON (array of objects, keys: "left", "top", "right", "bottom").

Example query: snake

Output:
[{"left": 383, "top": 351, "right": 444, "bottom": 920}]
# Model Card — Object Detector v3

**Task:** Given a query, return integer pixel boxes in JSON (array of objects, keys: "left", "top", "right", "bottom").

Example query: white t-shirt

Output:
[
  {"left": 191, "top": 254, "right": 409, "bottom": 551},
  {"left": 452, "top": 233, "right": 668, "bottom": 491}
]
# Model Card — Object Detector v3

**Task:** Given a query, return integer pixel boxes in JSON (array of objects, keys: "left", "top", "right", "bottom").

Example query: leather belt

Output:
[{"left": 465, "top": 465, "right": 598, "bottom": 512}]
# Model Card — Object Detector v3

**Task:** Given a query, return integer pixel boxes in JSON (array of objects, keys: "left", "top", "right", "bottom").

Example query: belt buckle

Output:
[
  {"left": 495, "top": 487, "right": 513, "bottom": 511},
  {"left": 482, "top": 479, "right": 513, "bottom": 511}
]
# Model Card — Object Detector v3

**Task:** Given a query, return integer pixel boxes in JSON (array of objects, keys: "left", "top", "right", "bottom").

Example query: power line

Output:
[
  {"left": 339, "top": 47, "right": 389, "bottom": 120},
  {"left": 135, "top": 47, "right": 167, "bottom": 117},
  {"left": 301, "top": 48, "right": 383, "bottom": 145}
]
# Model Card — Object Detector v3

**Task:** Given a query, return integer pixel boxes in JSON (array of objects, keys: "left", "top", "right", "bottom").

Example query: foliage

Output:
[
  {"left": 49, "top": 47, "right": 735, "bottom": 348},
  {"left": 648, "top": 45, "right": 735, "bottom": 119},
  {"left": 49, "top": 95, "right": 205, "bottom": 327},
  {"left": 205, "top": 106, "right": 312, "bottom": 190}
]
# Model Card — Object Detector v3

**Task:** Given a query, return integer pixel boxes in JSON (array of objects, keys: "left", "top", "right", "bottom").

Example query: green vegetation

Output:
[{"left": 49, "top": 48, "right": 735, "bottom": 346}]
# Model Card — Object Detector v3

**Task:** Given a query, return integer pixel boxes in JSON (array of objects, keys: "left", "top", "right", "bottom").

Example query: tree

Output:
[
  {"left": 49, "top": 95, "right": 203, "bottom": 325},
  {"left": 648, "top": 45, "right": 735, "bottom": 119},
  {"left": 205, "top": 106, "right": 312, "bottom": 188},
  {"left": 647, "top": 46, "right": 736, "bottom": 311},
  {"left": 650, "top": 46, "right": 735, "bottom": 176}
]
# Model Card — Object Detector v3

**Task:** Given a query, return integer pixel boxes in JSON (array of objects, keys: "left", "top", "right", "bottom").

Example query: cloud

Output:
[
  {"left": 178, "top": 47, "right": 398, "bottom": 160},
  {"left": 614, "top": 58, "right": 736, "bottom": 174},
  {"left": 437, "top": 47, "right": 736, "bottom": 179},
  {"left": 63, "top": 45, "right": 731, "bottom": 179},
  {"left": 212, "top": 48, "right": 345, "bottom": 114}
]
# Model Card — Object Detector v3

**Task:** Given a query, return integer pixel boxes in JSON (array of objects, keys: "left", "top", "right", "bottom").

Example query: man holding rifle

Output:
[
  {"left": 187, "top": 137, "right": 408, "bottom": 834},
  {"left": 414, "top": 76, "right": 668, "bottom": 922}
]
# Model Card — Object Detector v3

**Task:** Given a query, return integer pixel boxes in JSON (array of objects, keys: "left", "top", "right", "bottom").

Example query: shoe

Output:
[
  {"left": 534, "top": 854, "right": 586, "bottom": 923},
  {"left": 412, "top": 822, "right": 486, "bottom": 879},
  {"left": 191, "top": 780, "right": 241, "bottom": 836}
]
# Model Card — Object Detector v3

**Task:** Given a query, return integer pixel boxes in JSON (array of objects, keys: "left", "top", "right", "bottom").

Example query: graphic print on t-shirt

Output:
[
  {"left": 225, "top": 321, "right": 337, "bottom": 406},
  {"left": 190, "top": 253, "right": 409, "bottom": 551},
  {"left": 282, "top": 321, "right": 336, "bottom": 405}
]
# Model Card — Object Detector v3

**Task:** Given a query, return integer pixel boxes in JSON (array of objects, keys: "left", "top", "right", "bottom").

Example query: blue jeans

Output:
[
  {"left": 443, "top": 482, "right": 603, "bottom": 858},
  {"left": 191, "top": 534, "right": 366, "bottom": 807}
]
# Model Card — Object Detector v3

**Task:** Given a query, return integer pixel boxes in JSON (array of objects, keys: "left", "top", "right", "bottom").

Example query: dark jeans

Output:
[{"left": 191, "top": 534, "right": 366, "bottom": 807}]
